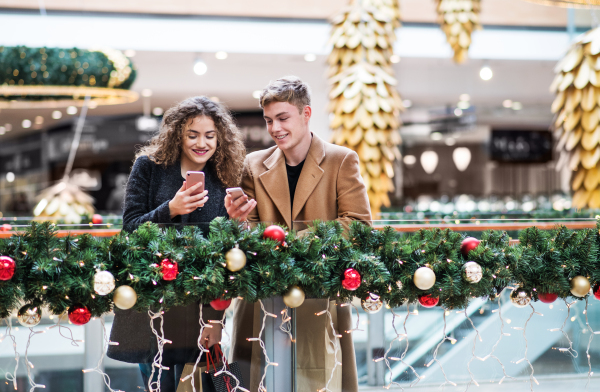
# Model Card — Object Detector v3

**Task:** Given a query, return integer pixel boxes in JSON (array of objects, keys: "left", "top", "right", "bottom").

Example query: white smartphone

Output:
[{"left": 226, "top": 187, "right": 246, "bottom": 203}]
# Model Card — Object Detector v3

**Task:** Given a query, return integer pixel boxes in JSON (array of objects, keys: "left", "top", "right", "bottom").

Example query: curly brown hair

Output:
[{"left": 136, "top": 96, "right": 246, "bottom": 188}]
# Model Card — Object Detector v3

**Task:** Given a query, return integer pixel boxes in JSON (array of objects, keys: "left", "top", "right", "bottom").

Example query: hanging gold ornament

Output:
[
  {"left": 436, "top": 0, "right": 481, "bottom": 63},
  {"left": 17, "top": 304, "right": 42, "bottom": 327},
  {"left": 570, "top": 275, "right": 591, "bottom": 297},
  {"left": 462, "top": 261, "right": 483, "bottom": 284},
  {"left": 225, "top": 247, "right": 247, "bottom": 272},
  {"left": 552, "top": 27, "right": 600, "bottom": 208},
  {"left": 510, "top": 288, "right": 532, "bottom": 308},
  {"left": 113, "top": 285, "right": 137, "bottom": 310},
  {"left": 328, "top": 0, "right": 403, "bottom": 215},
  {"left": 283, "top": 285, "right": 305, "bottom": 308}
]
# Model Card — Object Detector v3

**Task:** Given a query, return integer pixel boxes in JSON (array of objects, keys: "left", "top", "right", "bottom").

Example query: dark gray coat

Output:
[{"left": 108, "top": 155, "right": 227, "bottom": 365}]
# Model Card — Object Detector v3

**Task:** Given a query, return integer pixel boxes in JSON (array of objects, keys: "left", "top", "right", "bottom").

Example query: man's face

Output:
[{"left": 263, "top": 101, "right": 311, "bottom": 153}]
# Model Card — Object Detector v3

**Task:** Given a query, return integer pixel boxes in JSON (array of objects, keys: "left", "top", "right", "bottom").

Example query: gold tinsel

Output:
[
  {"left": 436, "top": 0, "right": 481, "bottom": 64},
  {"left": 33, "top": 181, "right": 95, "bottom": 224},
  {"left": 328, "top": 0, "right": 403, "bottom": 214},
  {"left": 553, "top": 27, "right": 600, "bottom": 209}
]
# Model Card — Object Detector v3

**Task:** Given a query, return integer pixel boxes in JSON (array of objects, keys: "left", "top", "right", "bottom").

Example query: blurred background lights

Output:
[
  {"left": 430, "top": 132, "right": 443, "bottom": 141},
  {"left": 193, "top": 59, "right": 208, "bottom": 75},
  {"left": 215, "top": 51, "right": 228, "bottom": 60},
  {"left": 452, "top": 147, "right": 472, "bottom": 171},
  {"left": 51, "top": 110, "right": 62, "bottom": 119},
  {"left": 503, "top": 99, "right": 513, "bottom": 108},
  {"left": 390, "top": 54, "right": 400, "bottom": 63},
  {"left": 459, "top": 94, "right": 470, "bottom": 101},
  {"left": 403, "top": 155, "right": 416, "bottom": 166},
  {"left": 304, "top": 53, "right": 317, "bottom": 62},
  {"left": 457, "top": 100, "right": 470, "bottom": 109},
  {"left": 141, "top": 89, "right": 153, "bottom": 97},
  {"left": 454, "top": 108, "right": 463, "bottom": 116},
  {"left": 124, "top": 49, "right": 136, "bottom": 57},
  {"left": 152, "top": 107, "right": 164, "bottom": 116},
  {"left": 512, "top": 101, "right": 523, "bottom": 110},
  {"left": 420, "top": 151, "right": 439, "bottom": 174},
  {"left": 22, "top": 119, "right": 32, "bottom": 128},
  {"left": 252, "top": 90, "right": 261, "bottom": 99},
  {"left": 402, "top": 99, "right": 412, "bottom": 108},
  {"left": 0, "top": 126, "right": 5, "bottom": 135},
  {"left": 480, "top": 65, "right": 493, "bottom": 81},
  {"left": 66, "top": 106, "right": 77, "bottom": 115},
  {"left": 445, "top": 137, "right": 456, "bottom": 146},
  {"left": 210, "top": 96, "right": 220, "bottom": 102},
  {"left": 6, "top": 172, "right": 15, "bottom": 183}
]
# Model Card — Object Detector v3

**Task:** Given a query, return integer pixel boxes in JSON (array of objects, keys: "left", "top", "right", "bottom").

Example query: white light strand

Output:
[
  {"left": 80, "top": 318, "right": 124, "bottom": 392},
  {"left": 464, "top": 307, "right": 483, "bottom": 388},
  {"left": 344, "top": 302, "right": 363, "bottom": 334},
  {"left": 3, "top": 317, "right": 20, "bottom": 390},
  {"left": 427, "top": 308, "right": 456, "bottom": 387},
  {"left": 148, "top": 308, "right": 168, "bottom": 392},
  {"left": 518, "top": 304, "right": 540, "bottom": 391},
  {"left": 211, "top": 310, "right": 245, "bottom": 392},
  {"left": 279, "top": 307, "right": 294, "bottom": 342},
  {"left": 584, "top": 297, "right": 596, "bottom": 387},
  {"left": 257, "top": 299, "right": 280, "bottom": 392},
  {"left": 50, "top": 316, "right": 82, "bottom": 346},
  {"left": 185, "top": 303, "right": 210, "bottom": 392},
  {"left": 552, "top": 300, "right": 579, "bottom": 358},
  {"left": 317, "top": 299, "right": 341, "bottom": 392},
  {"left": 25, "top": 328, "right": 46, "bottom": 391},
  {"left": 381, "top": 307, "right": 420, "bottom": 390}
]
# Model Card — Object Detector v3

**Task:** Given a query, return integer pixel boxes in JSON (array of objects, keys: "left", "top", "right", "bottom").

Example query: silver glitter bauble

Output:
[
  {"left": 17, "top": 304, "right": 42, "bottom": 327},
  {"left": 94, "top": 270, "right": 115, "bottom": 296},
  {"left": 462, "top": 261, "right": 483, "bottom": 284},
  {"left": 361, "top": 293, "right": 383, "bottom": 314},
  {"left": 396, "top": 280, "right": 403, "bottom": 290},
  {"left": 510, "top": 288, "right": 531, "bottom": 308}
]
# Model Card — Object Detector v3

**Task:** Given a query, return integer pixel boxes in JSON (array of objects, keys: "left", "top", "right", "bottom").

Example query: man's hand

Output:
[
  {"left": 200, "top": 323, "right": 223, "bottom": 348},
  {"left": 225, "top": 193, "right": 257, "bottom": 221},
  {"left": 168, "top": 181, "right": 208, "bottom": 219}
]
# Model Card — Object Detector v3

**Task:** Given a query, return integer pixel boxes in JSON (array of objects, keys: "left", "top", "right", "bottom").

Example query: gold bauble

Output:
[
  {"left": 413, "top": 267, "right": 436, "bottom": 290},
  {"left": 570, "top": 275, "right": 591, "bottom": 298},
  {"left": 225, "top": 248, "right": 247, "bottom": 272},
  {"left": 17, "top": 305, "right": 42, "bottom": 327},
  {"left": 283, "top": 286, "right": 305, "bottom": 308},
  {"left": 511, "top": 288, "right": 532, "bottom": 308},
  {"left": 113, "top": 285, "right": 137, "bottom": 310}
]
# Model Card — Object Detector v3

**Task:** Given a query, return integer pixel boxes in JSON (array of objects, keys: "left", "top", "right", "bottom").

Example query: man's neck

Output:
[{"left": 283, "top": 132, "right": 313, "bottom": 166}]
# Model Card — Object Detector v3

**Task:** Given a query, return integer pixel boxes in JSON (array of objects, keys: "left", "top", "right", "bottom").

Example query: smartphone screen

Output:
[{"left": 186, "top": 171, "right": 205, "bottom": 196}]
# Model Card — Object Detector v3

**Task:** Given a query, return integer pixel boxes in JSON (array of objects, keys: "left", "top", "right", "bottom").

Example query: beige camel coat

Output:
[{"left": 230, "top": 134, "right": 371, "bottom": 392}]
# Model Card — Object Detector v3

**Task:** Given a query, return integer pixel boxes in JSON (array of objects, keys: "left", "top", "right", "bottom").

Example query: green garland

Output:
[{"left": 0, "top": 218, "right": 598, "bottom": 319}]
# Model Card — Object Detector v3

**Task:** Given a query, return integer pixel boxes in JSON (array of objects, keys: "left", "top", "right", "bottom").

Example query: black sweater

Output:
[{"left": 108, "top": 155, "right": 227, "bottom": 365}]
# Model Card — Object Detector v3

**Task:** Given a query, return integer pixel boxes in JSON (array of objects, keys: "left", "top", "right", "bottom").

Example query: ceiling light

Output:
[
  {"left": 457, "top": 101, "right": 470, "bottom": 110},
  {"left": 0, "top": 126, "right": 5, "bottom": 135},
  {"left": 193, "top": 59, "right": 208, "bottom": 75},
  {"left": 252, "top": 90, "right": 262, "bottom": 99},
  {"left": 402, "top": 99, "right": 413, "bottom": 108},
  {"left": 403, "top": 155, "right": 416, "bottom": 165},
  {"left": 215, "top": 51, "right": 228, "bottom": 60},
  {"left": 304, "top": 53, "right": 317, "bottom": 62},
  {"left": 480, "top": 65, "right": 493, "bottom": 81},
  {"left": 66, "top": 106, "right": 77, "bottom": 115},
  {"left": 452, "top": 147, "right": 472, "bottom": 171},
  {"left": 420, "top": 151, "right": 439, "bottom": 174},
  {"left": 141, "top": 89, "right": 153, "bottom": 97},
  {"left": 34, "top": 116, "right": 44, "bottom": 125},
  {"left": 52, "top": 110, "right": 62, "bottom": 119},
  {"left": 454, "top": 108, "right": 463, "bottom": 116},
  {"left": 124, "top": 49, "right": 136, "bottom": 57},
  {"left": 210, "top": 96, "right": 220, "bottom": 102},
  {"left": 459, "top": 94, "right": 470, "bottom": 102},
  {"left": 512, "top": 101, "right": 523, "bottom": 110},
  {"left": 6, "top": 172, "right": 15, "bottom": 183},
  {"left": 502, "top": 99, "right": 513, "bottom": 108},
  {"left": 430, "top": 132, "right": 443, "bottom": 141},
  {"left": 22, "top": 119, "right": 32, "bottom": 128},
  {"left": 445, "top": 137, "right": 456, "bottom": 146},
  {"left": 88, "top": 101, "right": 98, "bottom": 109},
  {"left": 152, "top": 107, "right": 164, "bottom": 116},
  {"left": 4, "top": 124, "right": 11, "bottom": 132},
  {"left": 390, "top": 54, "right": 400, "bottom": 64}
]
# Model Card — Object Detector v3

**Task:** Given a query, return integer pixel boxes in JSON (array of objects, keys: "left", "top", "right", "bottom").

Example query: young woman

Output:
[{"left": 107, "top": 96, "right": 246, "bottom": 391}]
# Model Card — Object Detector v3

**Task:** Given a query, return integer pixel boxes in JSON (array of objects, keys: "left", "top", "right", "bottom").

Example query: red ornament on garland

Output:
[
  {"left": 418, "top": 294, "right": 439, "bottom": 308},
  {"left": 68, "top": 304, "right": 91, "bottom": 325},
  {"left": 263, "top": 225, "right": 286, "bottom": 244},
  {"left": 0, "top": 256, "right": 16, "bottom": 281},
  {"left": 92, "top": 214, "right": 103, "bottom": 224},
  {"left": 538, "top": 292, "right": 558, "bottom": 304},
  {"left": 460, "top": 237, "right": 480, "bottom": 257},
  {"left": 210, "top": 298, "right": 232, "bottom": 311},
  {"left": 0, "top": 224, "right": 11, "bottom": 232},
  {"left": 593, "top": 283, "right": 600, "bottom": 300},
  {"left": 342, "top": 268, "right": 361, "bottom": 291},
  {"left": 160, "top": 259, "right": 179, "bottom": 281}
]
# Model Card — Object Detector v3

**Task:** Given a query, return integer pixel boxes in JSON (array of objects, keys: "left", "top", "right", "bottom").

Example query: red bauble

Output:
[
  {"left": 0, "top": 224, "right": 11, "bottom": 232},
  {"left": 160, "top": 259, "right": 179, "bottom": 281},
  {"left": 593, "top": 283, "right": 600, "bottom": 300},
  {"left": 460, "top": 237, "right": 480, "bottom": 257},
  {"left": 0, "top": 256, "right": 16, "bottom": 281},
  {"left": 342, "top": 268, "right": 361, "bottom": 291},
  {"left": 263, "top": 225, "right": 286, "bottom": 244},
  {"left": 92, "top": 214, "right": 103, "bottom": 224},
  {"left": 210, "top": 298, "right": 232, "bottom": 311},
  {"left": 68, "top": 304, "right": 91, "bottom": 325},
  {"left": 418, "top": 294, "right": 439, "bottom": 308},
  {"left": 538, "top": 292, "right": 558, "bottom": 304}
]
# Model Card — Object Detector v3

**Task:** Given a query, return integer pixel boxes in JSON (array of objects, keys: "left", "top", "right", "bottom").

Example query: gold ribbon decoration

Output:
[{"left": 436, "top": 0, "right": 482, "bottom": 64}]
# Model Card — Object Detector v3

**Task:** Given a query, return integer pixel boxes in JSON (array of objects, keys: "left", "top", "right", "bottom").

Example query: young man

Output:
[{"left": 226, "top": 76, "right": 371, "bottom": 392}]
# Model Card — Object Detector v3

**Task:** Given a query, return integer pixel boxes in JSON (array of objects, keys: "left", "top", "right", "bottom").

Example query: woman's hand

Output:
[
  {"left": 200, "top": 323, "right": 223, "bottom": 348},
  {"left": 168, "top": 181, "right": 208, "bottom": 218}
]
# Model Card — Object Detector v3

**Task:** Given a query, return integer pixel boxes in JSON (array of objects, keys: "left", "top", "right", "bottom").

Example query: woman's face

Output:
[{"left": 180, "top": 115, "right": 218, "bottom": 170}]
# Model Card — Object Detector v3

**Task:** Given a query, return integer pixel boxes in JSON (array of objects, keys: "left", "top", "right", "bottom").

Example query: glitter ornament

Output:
[
  {"left": 418, "top": 294, "right": 439, "bottom": 308},
  {"left": 511, "top": 288, "right": 531, "bottom": 308},
  {"left": 94, "top": 270, "right": 115, "bottom": 296},
  {"left": 0, "top": 255, "right": 16, "bottom": 281},
  {"left": 570, "top": 275, "right": 591, "bottom": 298},
  {"left": 225, "top": 248, "right": 246, "bottom": 272},
  {"left": 361, "top": 293, "right": 383, "bottom": 314},
  {"left": 113, "top": 285, "right": 137, "bottom": 310},
  {"left": 462, "top": 261, "right": 483, "bottom": 284},
  {"left": 342, "top": 268, "right": 361, "bottom": 291},
  {"left": 413, "top": 266, "right": 436, "bottom": 290},
  {"left": 160, "top": 258, "right": 179, "bottom": 281},
  {"left": 538, "top": 292, "right": 558, "bottom": 304},
  {"left": 68, "top": 304, "right": 91, "bottom": 325},
  {"left": 283, "top": 286, "right": 305, "bottom": 308},
  {"left": 210, "top": 298, "right": 232, "bottom": 311},
  {"left": 263, "top": 225, "right": 286, "bottom": 244},
  {"left": 17, "top": 304, "right": 42, "bottom": 327},
  {"left": 460, "top": 237, "right": 480, "bottom": 257}
]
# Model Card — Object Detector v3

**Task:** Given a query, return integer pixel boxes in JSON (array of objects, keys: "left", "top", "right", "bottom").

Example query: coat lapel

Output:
[
  {"left": 292, "top": 135, "right": 326, "bottom": 222},
  {"left": 259, "top": 148, "right": 293, "bottom": 229}
]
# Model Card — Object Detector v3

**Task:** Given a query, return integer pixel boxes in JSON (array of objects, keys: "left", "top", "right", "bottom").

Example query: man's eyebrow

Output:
[{"left": 264, "top": 111, "right": 290, "bottom": 120}]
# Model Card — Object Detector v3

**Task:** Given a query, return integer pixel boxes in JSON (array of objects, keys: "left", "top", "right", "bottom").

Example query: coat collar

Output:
[{"left": 258, "top": 133, "right": 326, "bottom": 229}]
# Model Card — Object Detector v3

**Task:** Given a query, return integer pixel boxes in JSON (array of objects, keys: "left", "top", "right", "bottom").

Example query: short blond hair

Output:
[{"left": 259, "top": 76, "right": 311, "bottom": 113}]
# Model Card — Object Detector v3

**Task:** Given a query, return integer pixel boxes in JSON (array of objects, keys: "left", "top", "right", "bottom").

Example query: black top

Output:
[
  {"left": 108, "top": 155, "right": 226, "bottom": 365},
  {"left": 286, "top": 159, "right": 305, "bottom": 208}
]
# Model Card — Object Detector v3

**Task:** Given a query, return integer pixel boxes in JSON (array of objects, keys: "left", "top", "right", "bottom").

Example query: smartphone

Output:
[
  {"left": 186, "top": 171, "right": 205, "bottom": 196},
  {"left": 226, "top": 187, "right": 246, "bottom": 202}
]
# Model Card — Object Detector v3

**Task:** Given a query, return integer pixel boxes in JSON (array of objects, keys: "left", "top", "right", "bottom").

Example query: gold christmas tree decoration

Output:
[
  {"left": 33, "top": 181, "right": 95, "bottom": 224},
  {"left": 436, "top": 0, "right": 481, "bottom": 64},
  {"left": 328, "top": 0, "right": 403, "bottom": 214},
  {"left": 552, "top": 27, "right": 600, "bottom": 208}
]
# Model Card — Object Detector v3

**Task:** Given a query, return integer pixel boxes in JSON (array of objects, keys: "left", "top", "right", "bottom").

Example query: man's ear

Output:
[{"left": 303, "top": 105, "right": 312, "bottom": 122}]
